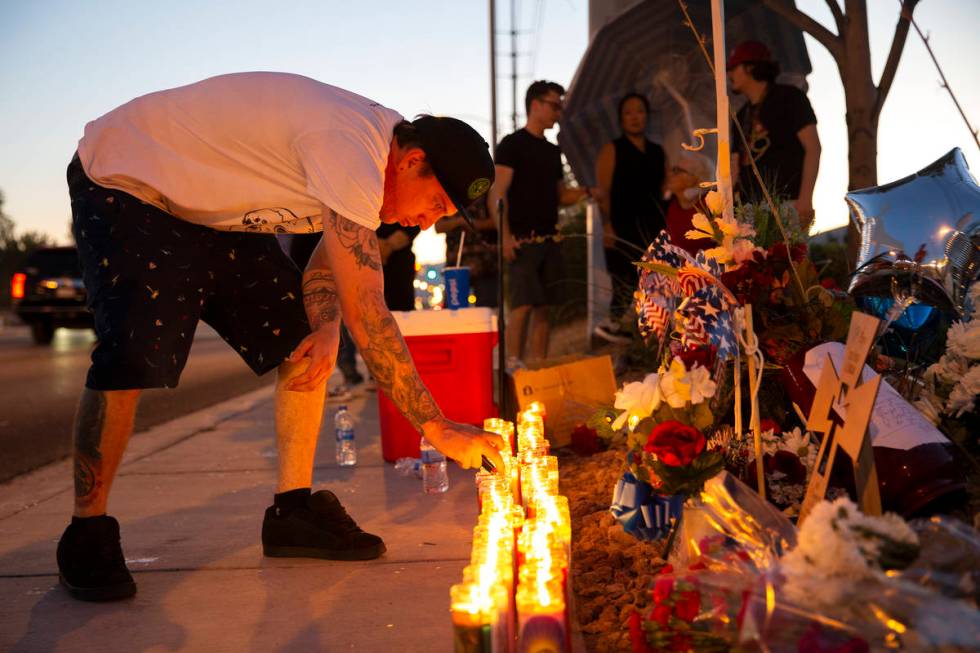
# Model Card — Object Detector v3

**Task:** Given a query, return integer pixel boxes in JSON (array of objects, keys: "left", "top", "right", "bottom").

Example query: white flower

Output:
[
  {"left": 780, "top": 497, "right": 918, "bottom": 606},
  {"left": 961, "top": 364, "right": 980, "bottom": 395},
  {"left": 914, "top": 395, "right": 942, "bottom": 426},
  {"left": 947, "top": 320, "right": 980, "bottom": 360},
  {"left": 926, "top": 353, "right": 969, "bottom": 385},
  {"left": 612, "top": 373, "right": 662, "bottom": 430},
  {"left": 731, "top": 238, "right": 758, "bottom": 265},
  {"left": 659, "top": 359, "right": 692, "bottom": 408},
  {"left": 705, "top": 190, "right": 724, "bottom": 215},
  {"left": 968, "top": 281, "right": 980, "bottom": 317},
  {"left": 947, "top": 378, "right": 978, "bottom": 417},
  {"left": 778, "top": 427, "right": 810, "bottom": 457},
  {"left": 686, "top": 364, "right": 717, "bottom": 404},
  {"left": 685, "top": 212, "right": 715, "bottom": 241}
]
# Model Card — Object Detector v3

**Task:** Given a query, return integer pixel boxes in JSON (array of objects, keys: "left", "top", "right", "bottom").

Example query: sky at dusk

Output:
[{"left": 1, "top": 0, "right": 977, "bottom": 263}]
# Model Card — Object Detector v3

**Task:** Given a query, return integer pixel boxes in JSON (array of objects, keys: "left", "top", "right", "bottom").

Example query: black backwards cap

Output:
[{"left": 411, "top": 115, "right": 495, "bottom": 225}]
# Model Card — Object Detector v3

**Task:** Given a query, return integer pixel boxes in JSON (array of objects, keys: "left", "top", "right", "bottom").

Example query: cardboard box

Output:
[{"left": 512, "top": 355, "right": 617, "bottom": 447}]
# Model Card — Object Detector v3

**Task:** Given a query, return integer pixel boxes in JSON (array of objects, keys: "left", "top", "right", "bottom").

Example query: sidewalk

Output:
[{"left": 0, "top": 381, "right": 487, "bottom": 652}]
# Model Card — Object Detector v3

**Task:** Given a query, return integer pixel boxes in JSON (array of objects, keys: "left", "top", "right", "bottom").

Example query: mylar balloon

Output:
[{"left": 847, "top": 148, "right": 980, "bottom": 282}]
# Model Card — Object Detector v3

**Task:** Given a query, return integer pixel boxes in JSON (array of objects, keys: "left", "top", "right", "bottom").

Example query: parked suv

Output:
[{"left": 10, "top": 246, "right": 91, "bottom": 344}]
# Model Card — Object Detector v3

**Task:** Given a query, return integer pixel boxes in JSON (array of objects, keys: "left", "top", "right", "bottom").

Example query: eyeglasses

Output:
[{"left": 538, "top": 99, "right": 563, "bottom": 111}]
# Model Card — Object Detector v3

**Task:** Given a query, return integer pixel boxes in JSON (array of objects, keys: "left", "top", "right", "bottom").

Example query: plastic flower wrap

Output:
[{"left": 629, "top": 472, "right": 980, "bottom": 651}]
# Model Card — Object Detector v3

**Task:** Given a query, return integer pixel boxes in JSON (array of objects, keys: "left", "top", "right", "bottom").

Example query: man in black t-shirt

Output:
[
  {"left": 377, "top": 223, "right": 421, "bottom": 311},
  {"left": 488, "top": 80, "right": 589, "bottom": 365},
  {"left": 728, "top": 41, "right": 821, "bottom": 232}
]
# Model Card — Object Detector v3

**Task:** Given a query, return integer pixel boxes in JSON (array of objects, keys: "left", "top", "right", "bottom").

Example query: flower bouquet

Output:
[
  {"left": 914, "top": 281, "right": 980, "bottom": 448},
  {"left": 627, "top": 472, "right": 980, "bottom": 652}
]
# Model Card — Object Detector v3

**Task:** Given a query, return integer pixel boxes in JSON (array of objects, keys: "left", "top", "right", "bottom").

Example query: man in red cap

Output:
[
  {"left": 727, "top": 41, "right": 821, "bottom": 231},
  {"left": 58, "top": 72, "right": 507, "bottom": 601}
]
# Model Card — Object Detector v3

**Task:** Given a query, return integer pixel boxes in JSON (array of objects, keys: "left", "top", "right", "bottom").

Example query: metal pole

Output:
[
  {"left": 496, "top": 200, "right": 510, "bottom": 420},
  {"left": 510, "top": 0, "right": 518, "bottom": 132},
  {"left": 710, "top": 0, "right": 734, "bottom": 221},
  {"left": 490, "top": 0, "right": 510, "bottom": 419},
  {"left": 489, "top": 0, "right": 498, "bottom": 153}
]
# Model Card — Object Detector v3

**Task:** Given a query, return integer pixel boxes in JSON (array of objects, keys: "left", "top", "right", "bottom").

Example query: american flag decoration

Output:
[
  {"left": 635, "top": 232, "right": 690, "bottom": 341},
  {"left": 634, "top": 231, "right": 738, "bottom": 359}
]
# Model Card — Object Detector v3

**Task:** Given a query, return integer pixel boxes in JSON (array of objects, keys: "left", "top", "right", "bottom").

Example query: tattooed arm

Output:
[
  {"left": 288, "top": 209, "right": 505, "bottom": 470},
  {"left": 284, "top": 234, "right": 342, "bottom": 391}
]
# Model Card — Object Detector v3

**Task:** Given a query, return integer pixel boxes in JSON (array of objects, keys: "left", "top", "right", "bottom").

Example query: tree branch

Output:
[
  {"left": 874, "top": 0, "right": 920, "bottom": 120},
  {"left": 761, "top": 0, "right": 843, "bottom": 62},
  {"left": 824, "top": 0, "right": 845, "bottom": 35}
]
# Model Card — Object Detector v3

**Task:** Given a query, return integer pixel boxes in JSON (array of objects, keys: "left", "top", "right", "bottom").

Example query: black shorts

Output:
[
  {"left": 68, "top": 156, "right": 311, "bottom": 390},
  {"left": 508, "top": 240, "right": 564, "bottom": 308}
]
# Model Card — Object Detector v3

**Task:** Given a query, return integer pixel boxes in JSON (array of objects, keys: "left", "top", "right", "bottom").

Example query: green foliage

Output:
[
  {"left": 808, "top": 237, "right": 851, "bottom": 290},
  {"left": 649, "top": 450, "right": 726, "bottom": 497},
  {"left": 587, "top": 407, "right": 626, "bottom": 447},
  {"left": 648, "top": 401, "right": 715, "bottom": 433},
  {"left": 0, "top": 189, "right": 57, "bottom": 308},
  {"left": 736, "top": 200, "right": 805, "bottom": 248}
]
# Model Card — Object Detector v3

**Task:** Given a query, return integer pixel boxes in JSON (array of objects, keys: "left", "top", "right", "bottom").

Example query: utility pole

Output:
[
  {"left": 489, "top": 0, "right": 498, "bottom": 152},
  {"left": 510, "top": 0, "right": 518, "bottom": 131}
]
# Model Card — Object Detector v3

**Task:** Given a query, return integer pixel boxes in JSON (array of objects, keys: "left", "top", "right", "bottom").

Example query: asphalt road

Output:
[{"left": 0, "top": 324, "right": 275, "bottom": 483}]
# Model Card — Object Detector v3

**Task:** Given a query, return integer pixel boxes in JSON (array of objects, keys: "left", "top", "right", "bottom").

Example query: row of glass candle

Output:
[{"left": 451, "top": 404, "right": 572, "bottom": 653}]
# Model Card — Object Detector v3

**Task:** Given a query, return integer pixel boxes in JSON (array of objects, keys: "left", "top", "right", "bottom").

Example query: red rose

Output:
[
  {"left": 673, "top": 590, "right": 701, "bottom": 621},
  {"left": 628, "top": 610, "right": 656, "bottom": 653},
  {"left": 650, "top": 603, "right": 672, "bottom": 627},
  {"left": 653, "top": 577, "right": 675, "bottom": 603},
  {"left": 769, "top": 450, "right": 808, "bottom": 485},
  {"left": 760, "top": 418, "right": 781, "bottom": 434},
  {"left": 570, "top": 424, "right": 600, "bottom": 455},
  {"left": 820, "top": 278, "right": 838, "bottom": 290},
  {"left": 644, "top": 421, "right": 706, "bottom": 467}
]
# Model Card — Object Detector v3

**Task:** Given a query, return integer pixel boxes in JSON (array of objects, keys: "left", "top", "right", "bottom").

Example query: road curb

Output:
[{"left": 0, "top": 384, "right": 275, "bottom": 521}]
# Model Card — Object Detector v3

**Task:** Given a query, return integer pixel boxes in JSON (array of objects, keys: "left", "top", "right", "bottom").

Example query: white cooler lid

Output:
[{"left": 391, "top": 307, "right": 498, "bottom": 336}]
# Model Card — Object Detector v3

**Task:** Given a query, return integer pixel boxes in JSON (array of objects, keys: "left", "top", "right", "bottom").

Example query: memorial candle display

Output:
[{"left": 452, "top": 408, "right": 571, "bottom": 653}]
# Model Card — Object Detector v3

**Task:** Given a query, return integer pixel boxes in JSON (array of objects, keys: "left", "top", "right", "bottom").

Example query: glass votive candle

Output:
[{"left": 451, "top": 582, "right": 495, "bottom": 653}]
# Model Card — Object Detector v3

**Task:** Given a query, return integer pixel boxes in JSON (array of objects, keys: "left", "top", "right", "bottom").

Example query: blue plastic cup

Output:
[{"left": 443, "top": 266, "right": 471, "bottom": 309}]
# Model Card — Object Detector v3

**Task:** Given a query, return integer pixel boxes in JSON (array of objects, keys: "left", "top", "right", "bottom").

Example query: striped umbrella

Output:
[{"left": 559, "top": 0, "right": 812, "bottom": 187}]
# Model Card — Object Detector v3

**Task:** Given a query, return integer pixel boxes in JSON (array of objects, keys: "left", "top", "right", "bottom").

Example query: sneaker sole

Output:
[
  {"left": 59, "top": 574, "right": 136, "bottom": 602},
  {"left": 262, "top": 542, "right": 386, "bottom": 561}
]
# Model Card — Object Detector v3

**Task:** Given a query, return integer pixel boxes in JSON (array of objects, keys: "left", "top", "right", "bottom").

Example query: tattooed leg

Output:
[{"left": 72, "top": 388, "right": 140, "bottom": 517}]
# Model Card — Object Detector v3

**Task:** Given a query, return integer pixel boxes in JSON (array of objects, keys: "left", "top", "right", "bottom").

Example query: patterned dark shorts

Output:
[{"left": 67, "top": 156, "right": 311, "bottom": 390}]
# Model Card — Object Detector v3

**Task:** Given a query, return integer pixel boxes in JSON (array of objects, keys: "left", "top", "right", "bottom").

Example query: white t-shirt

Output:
[{"left": 77, "top": 72, "right": 404, "bottom": 233}]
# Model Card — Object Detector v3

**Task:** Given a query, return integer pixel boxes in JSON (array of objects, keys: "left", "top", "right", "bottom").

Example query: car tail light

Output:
[{"left": 11, "top": 273, "right": 26, "bottom": 299}]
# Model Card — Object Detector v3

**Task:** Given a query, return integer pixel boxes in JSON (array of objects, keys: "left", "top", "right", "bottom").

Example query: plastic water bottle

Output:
[
  {"left": 334, "top": 406, "right": 356, "bottom": 466},
  {"left": 420, "top": 437, "right": 449, "bottom": 494}
]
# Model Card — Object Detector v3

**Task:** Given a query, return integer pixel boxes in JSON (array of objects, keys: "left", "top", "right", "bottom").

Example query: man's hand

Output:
[
  {"left": 793, "top": 198, "right": 815, "bottom": 232},
  {"left": 421, "top": 416, "right": 507, "bottom": 472},
  {"left": 285, "top": 326, "right": 339, "bottom": 391},
  {"left": 603, "top": 224, "right": 616, "bottom": 249}
]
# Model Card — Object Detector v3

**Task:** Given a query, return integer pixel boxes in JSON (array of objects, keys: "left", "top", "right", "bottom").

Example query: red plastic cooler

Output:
[{"left": 378, "top": 307, "right": 498, "bottom": 462}]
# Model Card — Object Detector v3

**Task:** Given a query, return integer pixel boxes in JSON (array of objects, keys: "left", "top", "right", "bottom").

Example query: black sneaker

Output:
[
  {"left": 262, "top": 490, "right": 386, "bottom": 561},
  {"left": 56, "top": 515, "right": 136, "bottom": 601}
]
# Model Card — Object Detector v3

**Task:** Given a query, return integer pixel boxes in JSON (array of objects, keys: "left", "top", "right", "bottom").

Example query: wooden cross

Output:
[{"left": 798, "top": 312, "right": 883, "bottom": 524}]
